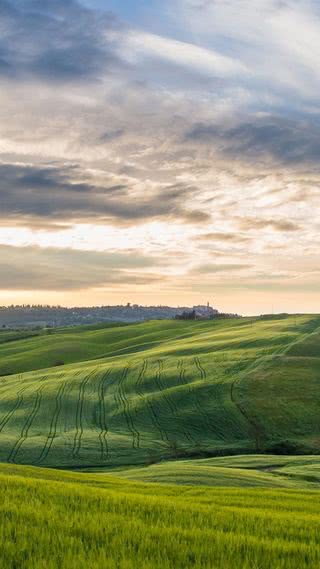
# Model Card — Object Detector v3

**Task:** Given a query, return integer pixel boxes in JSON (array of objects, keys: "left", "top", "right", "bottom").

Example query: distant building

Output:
[{"left": 192, "top": 303, "right": 218, "bottom": 319}]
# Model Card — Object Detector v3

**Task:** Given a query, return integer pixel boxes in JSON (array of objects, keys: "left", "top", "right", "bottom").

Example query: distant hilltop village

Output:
[
  {"left": 0, "top": 302, "right": 240, "bottom": 329},
  {"left": 175, "top": 302, "right": 219, "bottom": 320}
]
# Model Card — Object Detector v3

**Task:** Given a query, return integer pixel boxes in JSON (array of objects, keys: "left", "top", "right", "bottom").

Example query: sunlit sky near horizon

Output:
[{"left": 0, "top": 0, "right": 319, "bottom": 314}]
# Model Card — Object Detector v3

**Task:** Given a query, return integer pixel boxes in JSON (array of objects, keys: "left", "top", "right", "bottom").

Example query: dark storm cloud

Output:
[
  {"left": 186, "top": 116, "right": 320, "bottom": 166},
  {"left": 0, "top": 244, "right": 162, "bottom": 290},
  {"left": 0, "top": 0, "right": 121, "bottom": 81},
  {"left": 0, "top": 163, "right": 210, "bottom": 225}
]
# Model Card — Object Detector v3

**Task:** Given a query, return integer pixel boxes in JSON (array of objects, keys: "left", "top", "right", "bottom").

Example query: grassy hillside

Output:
[
  {"left": 0, "top": 314, "right": 319, "bottom": 468},
  {"left": 116, "top": 454, "right": 320, "bottom": 488},
  {"left": 1, "top": 462, "right": 320, "bottom": 569}
]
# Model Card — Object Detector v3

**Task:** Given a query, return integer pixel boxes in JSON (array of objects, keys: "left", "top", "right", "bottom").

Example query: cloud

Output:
[
  {"left": 0, "top": 244, "right": 162, "bottom": 290},
  {"left": 0, "top": 163, "right": 210, "bottom": 226},
  {"left": 195, "top": 232, "right": 250, "bottom": 242},
  {"left": 123, "top": 30, "right": 247, "bottom": 78},
  {"left": 0, "top": 0, "right": 121, "bottom": 82},
  {"left": 191, "top": 263, "right": 252, "bottom": 274},
  {"left": 171, "top": 0, "right": 320, "bottom": 101},
  {"left": 186, "top": 116, "right": 320, "bottom": 167},
  {"left": 238, "top": 218, "right": 301, "bottom": 232}
]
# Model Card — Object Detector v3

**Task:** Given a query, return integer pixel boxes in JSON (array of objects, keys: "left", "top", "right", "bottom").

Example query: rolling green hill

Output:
[
  {"left": 0, "top": 314, "right": 319, "bottom": 469},
  {"left": 1, "top": 462, "right": 320, "bottom": 569},
  {"left": 1, "top": 314, "right": 320, "bottom": 569},
  {"left": 116, "top": 454, "right": 320, "bottom": 488}
]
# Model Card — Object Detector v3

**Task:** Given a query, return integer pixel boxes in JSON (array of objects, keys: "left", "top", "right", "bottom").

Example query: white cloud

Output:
[
  {"left": 122, "top": 30, "right": 247, "bottom": 78},
  {"left": 169, "top": 0, "right": 320, "bottom": 100}
]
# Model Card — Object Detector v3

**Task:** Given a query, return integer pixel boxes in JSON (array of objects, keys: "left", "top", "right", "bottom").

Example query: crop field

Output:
[
  {"left": 115, "top": 454, "right": 320, "bottom": 488},
  {"left": 1, "top": 462, "right": 320, "bottom": 569},
  {"left": 0, "top": 314, "right": 320, "bottom": 568},
  {"left": 0, "top": 314, "right": 319, "bottom": 468}
]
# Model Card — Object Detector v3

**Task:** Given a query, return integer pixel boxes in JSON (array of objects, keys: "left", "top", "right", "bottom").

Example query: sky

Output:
[{"left": 0, "top": 0, "right": 319, "bottom": 314}]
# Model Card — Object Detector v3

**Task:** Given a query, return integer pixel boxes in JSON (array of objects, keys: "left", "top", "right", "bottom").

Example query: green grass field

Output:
[
  {"left": 1, "top": 461, "right": 320, "bottom": 569},
  {"left": 0, "top": 314, "right": 319, "bottom": 468},
  {"left": 115, "top": 454, "right": 320, "bottom": 488},
  {"left": 1, "top": 314, "right": 320, "bottom": 567}
]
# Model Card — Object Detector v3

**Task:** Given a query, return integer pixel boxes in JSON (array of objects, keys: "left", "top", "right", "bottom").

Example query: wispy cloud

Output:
[
  {"left": 122, "top": 30, "right": 247, "bottom": 78},
  {"left": 0, "top": 244, "right": 162, "bottom": 290}
]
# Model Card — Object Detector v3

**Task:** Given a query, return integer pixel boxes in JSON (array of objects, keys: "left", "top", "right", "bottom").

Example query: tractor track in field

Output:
[
  {"left": 176, "top": 360, "right": 201, "bottom": 443},
  {"left": 155, "top": 360, "right": 179, "bottom": 415},
  {"left": 114, "top": 366, "right": 140, "bottom": 449},
  {"left": 8, "top": 380, "right": 47, "bottom": 463},
  {"left": 180, "top": 359, "right": 210, "bottom": 435},
  {"left": 36, "top": 377, "right": 68, "bottom": 465},
  {"left": 226, "top": 330, "right": 317, "bottom": 452},
  {"left": 155, "top": 359, "right": 195, "bottom": 446},
  {"left": 226, "top": 329, "right": 319, "bottom": 453},
  {"left": 97, "top": 369, "right": 111, "bottom": 460},
  {"left": 0, "top": 383, "right": 29, "bottom": 435},
  {"left": 230, "top": 378, "right": 264, "bottom": 452},
  {"left": 72, "top": 368, "right": 98, "bottom": 460},
  {"left": 194, "top": 357, "right": 207, "bottom": 380},
  {"left": 137, "top": 360, "right": 170, "bottom": 445},
  {"left": 193, "top": 357, "right": 223, "bottom": 438},
  {"left": 135, "top": 359, "right": 148, "bottom": 399},
  {"left": 134, "top": 359, "right": 149, "bottom": 447}
]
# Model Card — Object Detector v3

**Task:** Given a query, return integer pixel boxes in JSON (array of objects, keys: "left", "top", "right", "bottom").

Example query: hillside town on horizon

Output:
[{"left": 0, "top": 302, "right": 241, "bottom": 329}]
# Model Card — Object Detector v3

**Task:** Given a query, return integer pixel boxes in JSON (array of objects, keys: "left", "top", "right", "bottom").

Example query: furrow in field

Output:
[
  {"left": 176, "top": 360, "right": 201, "bottom": 444},
  {"left": 72, "top": 368, "right": 98, "bottom": 460},
  {"left": 230, "top": 377, "right": 263, "bottom": 451},
  {"left": 194, "top": 357, "right": 207, "bottom": 380},
  {"left": 193, "top": 357, "right": 224, "bottom": 438},
  {"left": 114, "top": 366, "right": 140, "bottom": 449},
  {"left": 97, "top": 369, "right": 111, "bottom": 460},
  {"left": 227, "top": 325, "right": 320, "bottom": 450},
  {"left": 135, "top": 360, "right": 169, "bottom": 444},
  {"left": 134, "top": 359, "right": 149, "bottom": 448},
  {"left": 155, "top": 360, "right": 178, "bottom": 415},
  {"left": 0, "top": 384, "right": 30, "bottom": 435},
  {"left": 155, "top": 359, "right": 195, "bottom": 446},
  {"left": 36, "top": 377, "right": 68, "bottom": 465},
  {"left": 180, "top": 359, "right": 213, "bottom": 437},
  {"left": 135, "top": 359, "right": 148, "bottom": 399},
  {"left": 8, "top": 381, "right": 46, "bottom": 463}
]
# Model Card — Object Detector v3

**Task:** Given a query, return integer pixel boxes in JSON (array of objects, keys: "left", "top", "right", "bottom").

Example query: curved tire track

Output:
[
  {"left": 0, "top": 383, "right": 29, "bottom": 435},
  {"left": 155, "top": 359, "right": 195, "bottom": 446},
  {"left": 72, "top": 368, "right": 98, "bottom": 460},
  {"left": 97, "top": 369, "right": 111, "bottom": 460},
  {"left": 114, "top": 366, "right": 140, "bottom": 449},
  {"left": 36, "top": 379, "right": 68, "bottom": 465},
  {"left": 8, "top": 382, "right": 46, "bottom": 463},
  {"left": 193, "top": 357, "right": 223, "bottom": 438},
  {"left": 176, "top": 360, "right": 200, "bottom": 444},
  {"left": 136, "top": 360, "right": 169, "bottom": 444}
]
